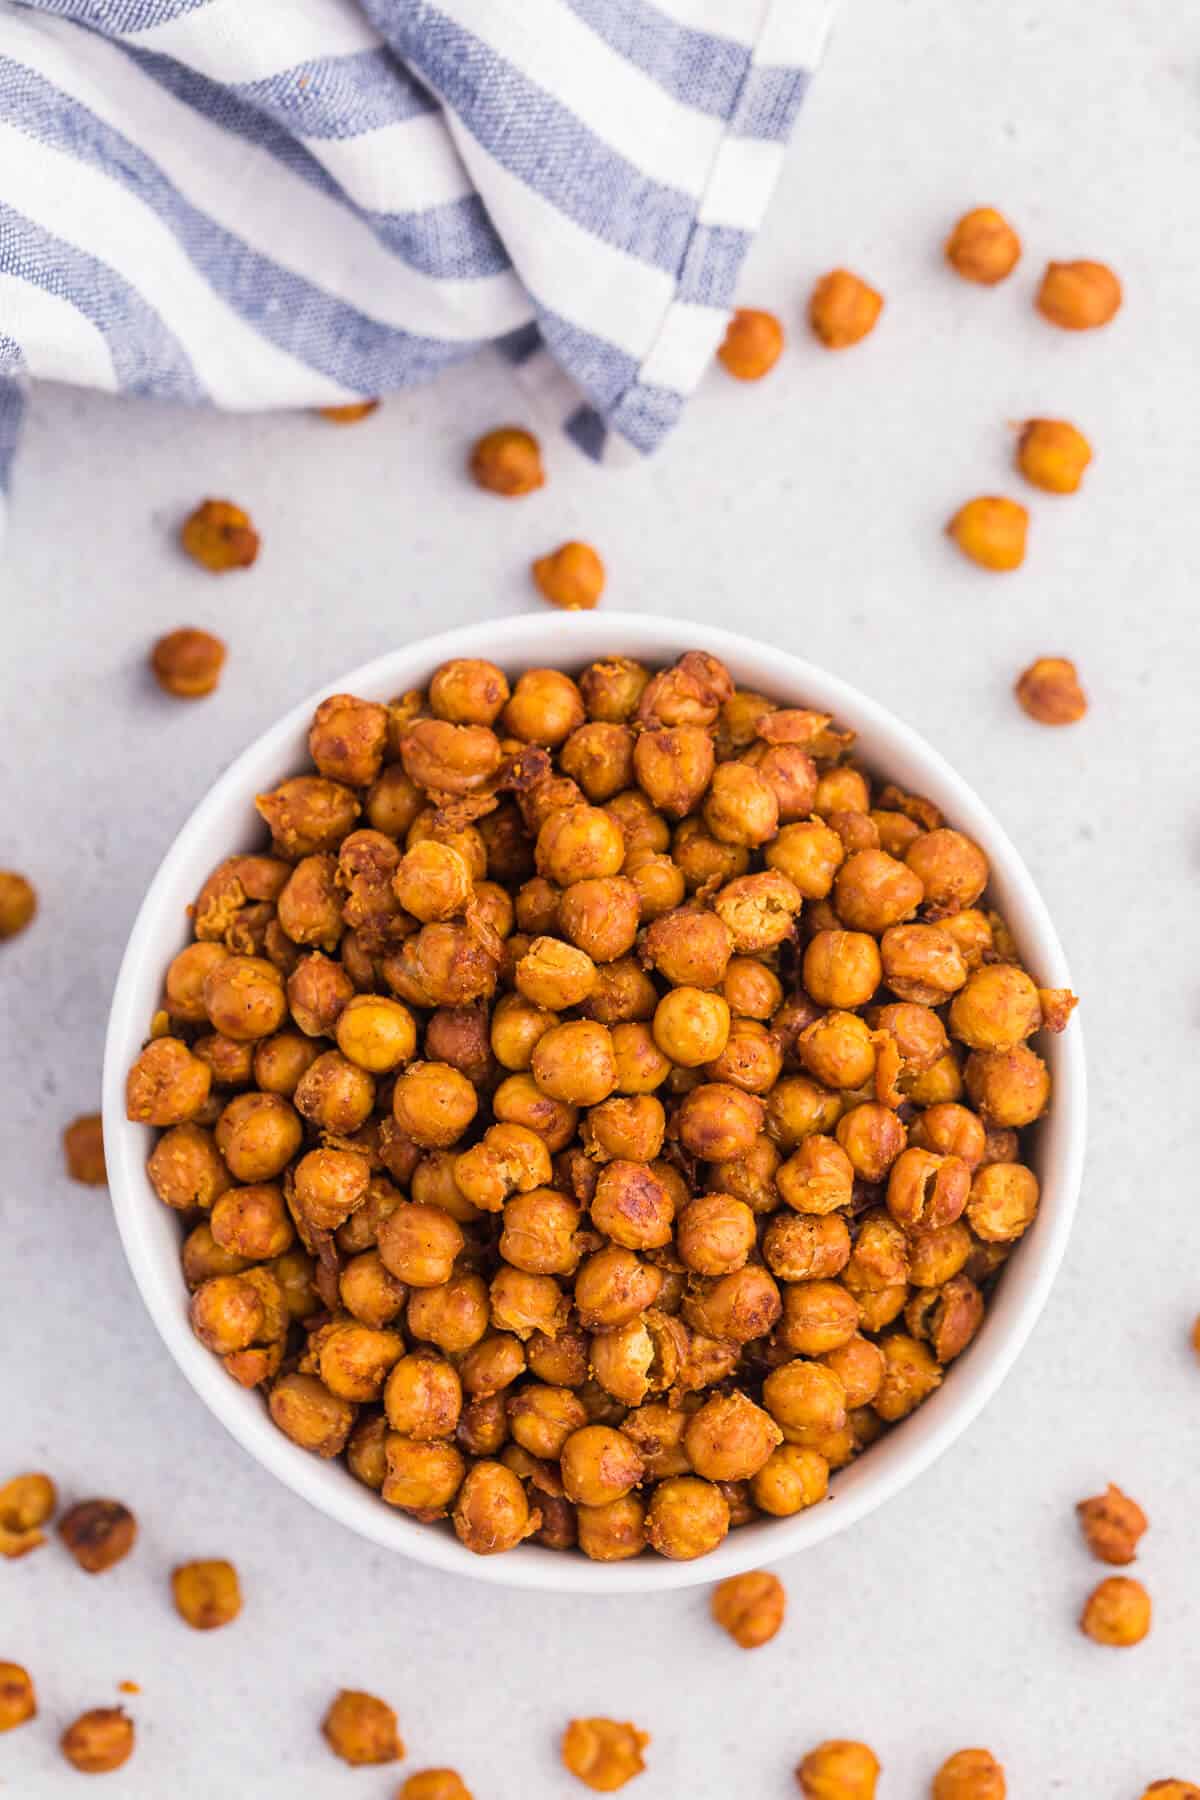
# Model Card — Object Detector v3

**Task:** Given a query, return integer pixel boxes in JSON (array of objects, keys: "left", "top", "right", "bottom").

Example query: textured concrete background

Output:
[{"left": 3, "top": 0, "right": 1199, "bottom": 1792}]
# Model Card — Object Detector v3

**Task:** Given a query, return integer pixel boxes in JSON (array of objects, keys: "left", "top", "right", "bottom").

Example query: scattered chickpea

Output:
[
  {"left": 0, "top": 1471, "right": 56, "bottom": 1558},
  {"left": 322, "top": 1688, "right": 403, "bottom": 1764},
  {"left": 318, "top": 399, "right": 379, "bottom": 423},
  {"left": 151, "top": 627, "right": 227, "bottom": 697},
  {"left": 808, "top": 270, "right": 884, "bottom": 349},
  {"left": 718, "top": 308, "right": 784, "bottom": 380},
  {"left": 1076, "top": 1484, "right": 1148, "bottom": 1565},
  {"left": 58, "top": 1498, "right": 137, "bottom": 1573},
  {"left": 1015, "top": 419, "right": 1092, "bottom": 494},
  {"left": 61, "top": 1707, "right": 135, "bottom": 1773},
  {"left": 533, "top": 541, "right": 606, "bottom": 610},
  {"left": 796, "top": 1738, "right": 880, "bottom": 1798},
  {"left": 946, "top": 497, "right": 1029, "bottom": 572},
  {"left": 562, "top": 1717, "right": 649, "bottom": 1791},
  {"left": 1080, "top": 1575, "right": 1151, "bottom": 1646},
  {"left": 944, "top": 206, "right": 1021, "bottom": 284},
  {"left": 711, "top": 1569, "right": 786, "bottom": 1648},
  {"left": 62, "top": 1112, "right": 106, "bottom": 1185},
  {"left": 931, "top": 1747, "right": 1007, "bottom": 1799},
  {"left": 469, "top": 425, "right": 544, "bottom": 496},
  {"left": 1015, "top": 656, "right": 1087, "bottom": 725},
  {"left": 0, "top": 1661, "right": 36, "bottom": 1730},
  {"left": 180, "top": 497, "right": 259, "bottom": 572},
  {"left": 1139, "top": 1786, "right": 1200, "bottom": 1799},
  {"left": 399, "top": 1772, "right": 475, "bottom": 1800},
  {"left": 1036, "top": 259, "right": 1122, "bottom": 330},
  {"left": 0, "top": 870, "right": 37, "bottom": 939},
  {"left": 171, "top": 1558, "right": 242, "bottom": 1629}
]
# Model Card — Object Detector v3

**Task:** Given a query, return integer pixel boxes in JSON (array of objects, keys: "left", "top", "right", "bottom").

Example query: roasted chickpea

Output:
[
  {"left": 459, "top": 1332, "right": 528, "bottom": 1398},
  {"left": 808, "top": 268, "right": 883, "bottom": 348},
  {"left": 377, "top": 1201, "right": 464, "bottom": 1288},
  {"left": 711, "top": 871, "right": 802, "bottom": 955},
  {"left": 536, "top": 807, "right": 624, "bottom": 891},
  {"left": 530, "top": 1020, "right": 616, "bottom": 1108},
  {"left": 586, "top": 1159, "right": 673, "bottom": 1251},
  {"left": 401, "top": 1771, "right": 475, "bottom": 1800},
  {"left": 751, "top": 1443, "right": 829, "bottom": 1517},
  {"left": 515, "top": 878, "right": 564, "bottom": 936},
  {"left": 831, "top": 1103, "right": 903, "bottom": 1183},
  {"left": 945, "top": 205, "right": 1021, "bottom": 282},
  {"left": 0, "top": 1472, "right": 56, "bottom": 1559},
  {"left": 646, "top": 1474, "right": 729, "bottom": 1560},
  {"left": 580, "top": 1095, "right": 663, "bottom": 1164},
  {"left": 171, "top": 1558, "right": 242, "bottom": 1631},
  {"left": 508, "top": 1384, "right": 588, "bottom": 1459},
  {"left": 683, "top": 1390, "right": 781, "bottom": 1481},
  {"left": 337, "top": 1249, "right": 405, "bottom": 1328},
  {"left": 1015, "top": 656, "right": 1088, "bottom": 725},
  {"left": 429, "top": 657, "right": 509, "bottom": 726},
  {"left": 886, "top": 1146, "right": 970, "bottom": 1233},
  {"left": 502, "top": 668, "right": 586, "bottom": 746},
  {"left": 761, "top": 821, "right": 841, "bottom": 901},
  {"left": 651, "top": 986, "right": 729, "bottom": 1068},
  {"left": 964, "top": 1045, "right": 1050, "bottom": 1128},
  {"left": 775, "top": 1135, "right": 853, "bottom": 1215},
  {"left": 631, "top": 724, "right": 714, "bottom": 818},
  {"left": 0, "top": 1661, "right": 36, "bottom": 1730},
  {"left": 384, "top": 1353, "right": 462, "bottom": 1440},
  {"left": 165, "top": 941, "right": 231, "bottom": 1024},
  {"left": 490, "top": 990, "right": 560, "bottom": 1070},
  {"left": 573, "top": 1245, "right": 661, "bottom": 1331},
  {"left": 820, "top": 1333, "right": 885, "bottom": 1408},
  {"left": 561, "top": 1716, "right": 649, "bottom": 1792},
  {"left": 322, "top": 1688, "right": 402, "bottom": 1765},
  {"left": 382, "top": 1434, "right": 465, "bottom": 1517},
  {"left": 797, "top": 1739, "right": 880, "bottom": 1799},
  {"left": 391, "top": 1061, "right": 477, "bottom": 1149},
  {"left": 560, "top": 722, "right": 636, "bottom": 803},
  {"left": 831, "top": 849, "right": 922, "bottom": 935},
  {"left": 569, "top": 1492, "right": 643, "bottom": 1562},
  {"left": 579, "top": 657, "right": 651, "bottom": 723},
  {"left": 493, "top": 1072, "right": 579, "bottom": 1152},
  {"left": 641, "top": 910, "right": 731, "bottom": 994},
  {"left": 469, "top": 423, "right": 544, "bottom": 495},
  {"left": 126, "top": 1036, "right": 212, "bottom": 1126},
  {"left": 764, "top": 1077, "right": 840, "bottom": 1152},
  {"left": 560, "top": 1425, "right": 644, "bottom": 1506},
  {"left": 930, "top": 1748, "right": 1006, "bottom": 1800},
  {"left": 871, "top": 1333, "right": 942, "bottom": 1422},
  {"left": 966, "top": 1160, "right": 1040, "bottom": 1242},
  {"left": 906, "top": 1220, "right": 972, "bottom": 1289},
  {"left": 671, "top": 817, "right": 750, "bottom": 893},
  {"left": 1080, "top": 1574, "right": 1151, "bottom": 1646},
  {"left": 1036, "top": 259, "right": 1121, "bottom": 330},
  {"left": 946, "top": 497, "right": 1029, "bottom": 572},
  {"left": 763, "top": 1212, "right": 850, "bottom": 1285},
  {"left": 672, "top": 1191, "right": 754, "bottom": 1277},
  {"left": 1076, "top": 1483, "right": 1148, "bottom": 1566},
  {"left": 779, "top": 1281, "right": 860, "bottom": 1356},
  {"left": 949, "top": 964, "right": 1041, "bottom": 1052},
  {"left": 717, "top": 306, "right": 785, "bottom": 380},
  {"left": 531, "top": 533, "right": 607, "bottom": 612},
  {"left": 499, "top": 1188, "right": 581, "bottom": 1275},
  {"left": 61, "top": 1707, "right": 135, "bottom": 1774},
  {"left": 57, "top": 1498, "right": 137, "bottom": 1574},
  {"left": 364, "top": 764, "right": 423, "bottom": 840},
  {"left": 710, "top": 1569, "right": 786, "bottom": 1652},
  {"left": 682, "top": 1266, "right": 781, "bottom": 1345},
  {"left": 762, "top": 1359, "right": 846, "bottom": 1445},
  {"left": 676, "top": 1083, "right": 764, "bottom": 1160},
  {"left": 0, "top": 870, "right": 37, "bottom": 939},
  {"left": 490, "top": 1266, "right": 569, "bottom": 1340},
  {"left": 803, "top": 931, "right": 881, "bottom": 1009},
  {"left": 721, "top": 957, "right": 783, "bottom": 1022},
  {"left": 255, "top": 776, "right": 360, "bottom": 859},
  {"left": 181, "top": 1221, "right": 249, "bottom": 1287},
  {"left": 405, "top": 1273, "right": 489, "bottom": 1354}
]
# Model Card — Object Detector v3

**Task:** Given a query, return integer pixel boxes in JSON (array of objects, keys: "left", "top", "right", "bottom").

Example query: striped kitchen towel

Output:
[{"left": 0, "top": 0, "right": 835, "bottom": 525}]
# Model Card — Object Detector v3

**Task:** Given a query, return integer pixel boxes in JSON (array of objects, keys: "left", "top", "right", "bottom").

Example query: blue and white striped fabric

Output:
[{"left": 0, "top": 0, "right": 834, "bottom": 526}]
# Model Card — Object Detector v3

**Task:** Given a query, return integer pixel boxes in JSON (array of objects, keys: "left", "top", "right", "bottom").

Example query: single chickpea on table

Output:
[{"left": 123, "top": 646, "right": 1071, "bottom": 1567}]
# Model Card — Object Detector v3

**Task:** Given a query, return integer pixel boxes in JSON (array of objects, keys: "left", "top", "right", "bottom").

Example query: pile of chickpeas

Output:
[{"left": 124, "top": 648, "right": 1075, "bottom": 1564}]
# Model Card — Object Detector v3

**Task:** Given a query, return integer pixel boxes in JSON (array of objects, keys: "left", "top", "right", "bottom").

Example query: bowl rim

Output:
[{"left": 102, "top": 610, "right": 1086, "bottom": 1593}]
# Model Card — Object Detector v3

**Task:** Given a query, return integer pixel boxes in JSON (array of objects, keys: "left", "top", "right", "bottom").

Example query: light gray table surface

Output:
[{"left": 3, "top": 0, "right": 1199, "bottom": 1793}]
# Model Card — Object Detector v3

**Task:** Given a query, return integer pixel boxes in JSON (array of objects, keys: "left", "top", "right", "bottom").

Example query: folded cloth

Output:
[{"left": 0, "top": 0, "right": 834, "bottom": 522}]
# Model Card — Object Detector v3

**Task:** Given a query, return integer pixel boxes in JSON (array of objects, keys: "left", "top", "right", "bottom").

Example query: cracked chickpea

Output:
[
  {"left": 562, "top": 1718, "right": 649, "bottom": 1792},
  {"left": 1077, "top": 1484, "right": 1148, "bottom": 1565},
  {"left": 1015, "top": 656, "right": 1088, "bottom": 725}
]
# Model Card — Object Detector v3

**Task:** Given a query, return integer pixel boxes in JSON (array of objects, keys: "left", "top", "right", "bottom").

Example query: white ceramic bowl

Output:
[{"left": 103, "top": 612, "right": 1085, "bottom": 1593}]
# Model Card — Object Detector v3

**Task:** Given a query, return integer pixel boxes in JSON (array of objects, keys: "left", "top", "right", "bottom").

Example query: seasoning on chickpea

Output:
[
  {"left": 808, "top": 270, "right": 883, "bottom": 348},
  {"left": 180, "top": 497, "right": 259, "bottom": 571},
  {"left": 151, "top": 626, "right": 227, "bottom": 697},
  {"left": 945, "top": 206, "right": 1021, "bottom": 283}
]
